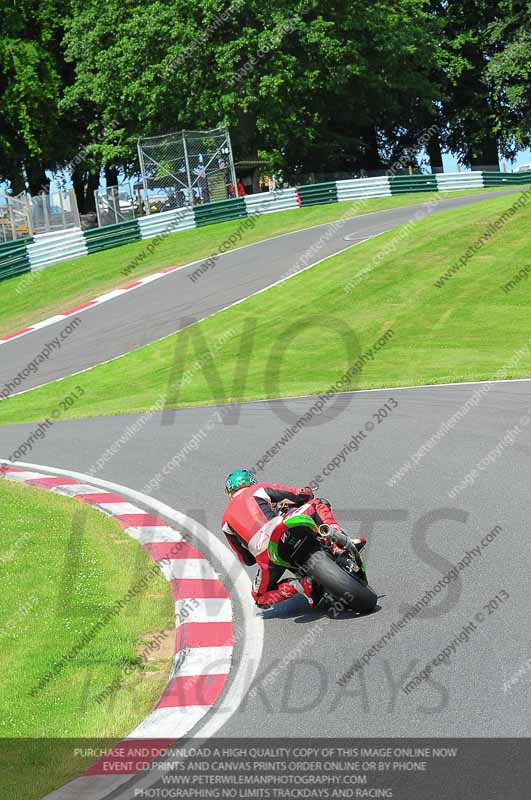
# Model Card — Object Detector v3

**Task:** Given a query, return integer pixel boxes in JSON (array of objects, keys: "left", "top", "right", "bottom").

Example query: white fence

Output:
[
  {"left": 0, "top": 193, "right": 31, "bottom": 242},
  {"left": 0, "top": 189, "right": 80, "bottom": 242}
]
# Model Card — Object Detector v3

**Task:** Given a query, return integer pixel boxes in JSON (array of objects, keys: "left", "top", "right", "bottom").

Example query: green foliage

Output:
[
  {"left": 430, "top": 0, "right": 531, "bottom": 166},
  {"left": 0, "top": 0, "right": 530, "bottom": 186},
  {"left": 487, "top": 0, "right": 531, "bottom": 149},
  {"left": 0, "top": 1, "right": 70, "bottom": 188},
  {"left": 61, "top": 0, "right": 439, "bottom": 173}
]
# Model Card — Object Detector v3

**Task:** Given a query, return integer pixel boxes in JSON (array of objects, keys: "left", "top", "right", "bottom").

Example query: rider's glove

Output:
[{"left": 278, "top": 498, "right": 296, "bottom": 510}]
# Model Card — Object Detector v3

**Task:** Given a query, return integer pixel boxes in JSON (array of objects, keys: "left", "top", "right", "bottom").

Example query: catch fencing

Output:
[
  {"left": 137, "top": 126, "right": 238, "bottom": 212},
  {"left": 94, "top": 185, "right": 138, "bottom": 227}
]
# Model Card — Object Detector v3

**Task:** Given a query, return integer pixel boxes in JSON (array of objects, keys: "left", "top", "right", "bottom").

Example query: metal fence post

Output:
[
  {"left": 129, "top": 182, "right": 136, "bottom": 218},
  {"left": 226, "top": 126, "right": 239, "bottom": 197},
  {"left": 182, "top": 130, "right": 194, "bottom": 208},
  {"left": 94, "top": 188, "right": 102, "bottom": 227},
  {"left": 137, "top": 138, "right": 151, "bottom": 215},
  {"left": 113, "top": 187, "right": 119, "bottom": 224}
]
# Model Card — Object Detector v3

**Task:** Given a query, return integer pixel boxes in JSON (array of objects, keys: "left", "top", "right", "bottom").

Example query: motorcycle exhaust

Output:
[{"left": 318, "top": 524, "right": 349, "bottom": 549}]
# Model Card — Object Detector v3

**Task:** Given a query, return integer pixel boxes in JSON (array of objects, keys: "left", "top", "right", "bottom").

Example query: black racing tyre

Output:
[{"left": 302, "top": 550, "right": 377, "bottom": 613}]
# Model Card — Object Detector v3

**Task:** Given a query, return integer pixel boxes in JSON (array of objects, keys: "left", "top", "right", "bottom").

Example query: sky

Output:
[{"left": 442, "top": 148, "right": 531, "bottom": 173}]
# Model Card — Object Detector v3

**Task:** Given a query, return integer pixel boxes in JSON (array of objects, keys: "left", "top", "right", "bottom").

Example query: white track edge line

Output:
[{"left": 186, "top": 375, "right": 531, "bottom": 409}]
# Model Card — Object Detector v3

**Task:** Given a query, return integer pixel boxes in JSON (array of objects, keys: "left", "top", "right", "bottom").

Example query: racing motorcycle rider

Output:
[{"left": 221, "top": 469, "right": 366, "bottom": 608}]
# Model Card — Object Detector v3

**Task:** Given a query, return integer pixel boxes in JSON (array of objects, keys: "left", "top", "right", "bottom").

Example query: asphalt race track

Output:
[
  {"left": 0, "top": 189, "right": 521, "bottom": 393},
  {"left": 1, "top": 191, "right": 529, "bottom": 756},
  {"left": 2, "top": 384, "right": 530, "bottom": 740}
]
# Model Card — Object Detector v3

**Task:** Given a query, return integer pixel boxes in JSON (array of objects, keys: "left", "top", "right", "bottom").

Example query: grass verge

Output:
[
  {"left": 0, "top": 478, "right": 174, "bottom": 799},
  {"left": 0, "top": 188, "right": 509, "bottom": 336},
  {"left": 1, "top": 192, "right": 530, "bottom": 426}
]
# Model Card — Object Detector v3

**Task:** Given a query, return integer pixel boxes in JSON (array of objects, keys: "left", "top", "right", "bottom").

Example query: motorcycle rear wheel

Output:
[{"left": 302, "top": 550, "right": 377, "bottom": 613}]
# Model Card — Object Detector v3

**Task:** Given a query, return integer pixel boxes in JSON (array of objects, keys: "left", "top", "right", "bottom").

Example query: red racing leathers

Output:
[{"left": 221, "top": 482, "right": 342, "bottom": 606}]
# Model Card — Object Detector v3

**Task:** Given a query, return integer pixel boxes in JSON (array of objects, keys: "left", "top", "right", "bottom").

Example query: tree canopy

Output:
[{"left": 0, "top": 0, "right": 529, "bottom": 196}]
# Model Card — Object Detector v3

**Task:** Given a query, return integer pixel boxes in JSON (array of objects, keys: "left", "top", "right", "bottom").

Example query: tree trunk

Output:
[
  {"left": 235, "top": 109, "right": 259, "bottom": 191},
  {"left": 358, "top": 127, "right": 383, "bottom": 173},
  {"left": 427, "top": 132, "right": 444, "bottom": 173},
  {"left": 8, "top": 169, "right": 26, "bottom": 195},
  {"left": 25, "top": 161, "right": 50, "bottom": 195},
  {"left": 72, "top": 167, "right": 101, "bottom": 213},
  {"left": 104, "top": 164, "right": 118, "bottom": 188},
  {"left": 470, "top": 134, "right": 500, "bottom": 171},
  {"left": 72, "top": 167, "right": 87, "bottom": 214},
  {"left": 85, "top": 170, "right": 100, "bottom": 212}
]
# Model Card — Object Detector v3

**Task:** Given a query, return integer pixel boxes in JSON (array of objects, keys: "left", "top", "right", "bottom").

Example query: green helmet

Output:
[{"left": 225, "top": 469, "right": 257, "bottom": 496}]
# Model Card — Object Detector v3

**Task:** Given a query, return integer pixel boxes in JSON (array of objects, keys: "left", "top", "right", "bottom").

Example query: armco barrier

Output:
[
  {"left": 0, "top": 237, "right": 33, "bottom": 282},
  {"left": 511, "top": 172, "right": 531, "bottom": 185},
  {"left": 389, "top": 174, "right": 438, "bottom": 194},
  {"left": 84, "top": 219, "right": 141, "bottom": 255},
  {"left": 27, "top": 228, "right": 87, "bottom": 271},
  {"left": 243, "top": 188, "right": 300, "bottom": 215},
  {"left": 137, "top": 207, "right": 196, "bottom": 239},
  {"left": 1, "top": 171, "right": 530, "bottom": 283},
  {"left": 193, "top": 197, "right": 247, "bottom": 227},
  {"left": 436, "top": 172, "right": 484, "bottom": 192},
  {"left": 481, "top": 171, "right": 528, "bottom": 187},
  {"left": 297, "top": 181, "right": 338, "bottom": 206},
  {"left": 336, "top": 177, "right": 391, "bottom": 201}
]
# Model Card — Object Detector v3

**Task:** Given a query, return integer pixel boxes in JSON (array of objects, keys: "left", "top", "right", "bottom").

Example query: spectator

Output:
[{"left": 229, "top": 178, "right": 247, "bottom": 197}]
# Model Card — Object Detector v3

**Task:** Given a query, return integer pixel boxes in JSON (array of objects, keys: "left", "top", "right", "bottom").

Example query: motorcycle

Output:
[{"left": 270, "top": 505, "right": 378, "bottom": 614}]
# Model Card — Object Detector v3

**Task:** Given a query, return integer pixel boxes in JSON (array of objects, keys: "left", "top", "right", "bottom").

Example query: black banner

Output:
[{"left": 2, "top": 738, "right": 530, "bottom": 799}]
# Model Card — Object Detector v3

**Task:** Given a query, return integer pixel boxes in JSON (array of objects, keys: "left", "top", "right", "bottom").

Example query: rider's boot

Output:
[
  {"left": 330, "top": 535, "right": 367, "bottom": 555},
  {"left": 352, "top": 536, "right": 367, "bottom": 552}
]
